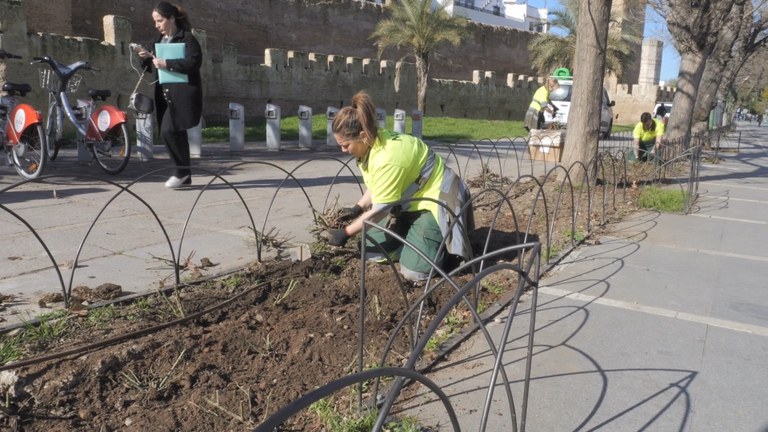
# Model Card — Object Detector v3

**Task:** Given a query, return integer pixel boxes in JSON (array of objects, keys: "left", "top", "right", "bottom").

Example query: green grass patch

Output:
[
  {"left": 87, "top": 304, "right": 118, "bottom": 326},
  {"left": 309, "top": 395, "right": 422, "bottom": 432},
  {"left": 0, "top": 311, "right": 73, "bottom": 365},
  {"left": 637, "top": 186, "right": 686, "bottom": 212},
  {"left": 612, "top": 124, "right": 634, "bottom": 133},
  {"left": 20, "top": 311, "right": 70, "bottom": 344},
  {"left": 201, "top": 114, "right": 637, "bottom": 144},
  {"left": 481, "top": 279, "right": 506, "bottom": 295},
  {"left": 0, "top": 334, "right": 23, "bottom": 365},
  {"left": 202, "top": 115, "right": 528, "bottom": 144},
  {"left": 565, "top": 229, "right": 586, "bottom": 243}
]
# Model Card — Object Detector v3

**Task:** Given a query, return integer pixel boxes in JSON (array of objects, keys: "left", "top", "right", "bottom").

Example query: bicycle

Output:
[
  {"left": 34, "top": 55, "right": 130, "bottom": 175},
  {"left": 0, "top": 49, "right": 47, "bottom": 179}
]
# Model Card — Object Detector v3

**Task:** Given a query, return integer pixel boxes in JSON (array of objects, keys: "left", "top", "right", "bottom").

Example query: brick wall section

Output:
[
  {"left": 21, "top": 0, "right": 72, "bottom": 36},
  {"left": 21, "top": 0, "right": 539, "bottom": 82}
]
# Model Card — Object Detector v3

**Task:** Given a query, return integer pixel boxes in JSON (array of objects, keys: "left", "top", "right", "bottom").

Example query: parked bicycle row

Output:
[{"left": 1, "top": 48, "right": 131, "bottom": 180}]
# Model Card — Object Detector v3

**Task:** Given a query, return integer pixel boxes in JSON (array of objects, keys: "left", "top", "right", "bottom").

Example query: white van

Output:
[
  {"left": 542, "top": 75, "right": 616, "bottom": 138},
  {"left": 653, "top": 102, "right": 672, "bottom": 126}
]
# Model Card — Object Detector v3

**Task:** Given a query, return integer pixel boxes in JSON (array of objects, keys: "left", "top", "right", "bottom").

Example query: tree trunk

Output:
[
  {"left": 659, "top": 0, "right": 738, "bottom": 143},
  {"left": 692, "top": 3, "right": 747, "bottom": 135},
  {"left": 415, "top": 54, "right": 430, "bottom": 114},
  {"left": 667, "top": 51, "right": 708, "bottom": 143},
  {"left": 560, "top": 0, "right": 612, "bottom": 181}
]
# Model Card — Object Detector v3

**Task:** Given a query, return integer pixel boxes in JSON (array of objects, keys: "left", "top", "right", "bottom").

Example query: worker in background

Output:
[
  {"left": 632, "top": 112, "right": 665, "bottom": 162},
  {"left": 524, "top": 77, "right": 560, "bottom": 131}
]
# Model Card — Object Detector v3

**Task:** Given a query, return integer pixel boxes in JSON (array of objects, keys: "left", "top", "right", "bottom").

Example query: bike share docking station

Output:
[
  {"left": 132, "top": 115, "right": 203, "bottom": 161},
  {"left": 135, "top": 112, "right": 154, "bottom": 161},
  {"left": 390, "top": 109, "right": 423, "bottom": 138},
  {"left": 130, "top": 103, "right": 426, "bottom": 155},
  {"left": 326, "top": 107, "right": 339, "bottom": 148},
  {"left": 265, "top": 103, "right": 281, "bottom": 151},
  {"left": 260, "top": 103, "right": 423, "bottom": 150},
  {"left": 229, "top": 103, "right": 244, "bottom": 153},
  {"left": 188, "top": 118, "right": 203, "bottom": 158},
  {"left": 298, "top": 105, "right": 312, "bottom": 150}
]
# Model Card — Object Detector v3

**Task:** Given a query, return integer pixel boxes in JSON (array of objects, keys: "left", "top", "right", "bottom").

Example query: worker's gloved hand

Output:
[
  {"left": 338, "top": 204, "right": 363, "bottom": 223},
  {"left": 328, "top": 228, "right": 350, "bottom": 246}
]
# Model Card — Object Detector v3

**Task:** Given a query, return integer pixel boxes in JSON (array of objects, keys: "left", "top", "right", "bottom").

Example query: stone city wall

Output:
[
  {"left": 1, "top": 2, "right": 673, "bottom": 126},
  {"left": 0, "top": 8, "right": 541, "bottom": 123},
  {"left": 609, "top": 81, "right": 676, "bottom": 125},
  {"left": 20, "top": 0, "right": 539, "bottom": 83}
]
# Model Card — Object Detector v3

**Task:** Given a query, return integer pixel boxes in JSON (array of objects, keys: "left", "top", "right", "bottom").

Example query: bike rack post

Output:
[
  {"left": 326, "top": 107, "right": 338, "bottom": 148},
  {"left": 411, "top": 109, "right": 423, "bottom": 138},
  {"left": 135, "top": 112, "right": 154, "bottom": 161},
  {"left": 75, "top": 138, "right": 90, "bottom": 162},
  {"left": 393, "top": 109, "right": 406, "bottom": 134},
  {"left": 265, "top": 103, "right": 281, "bottom": 151},
  {"left": 376, "top": 108, "right": 386, "bottom": 130},
  {"left": 228, "top": 102, "right": 244, "bottom": 153},
  {"left": 187, "top": 117, "right": 203, "bottom": 158},
  {"left": 298, "top": 105, "right": 313, "bottom": 150},
  {"left": 74, "top": 100, "right": 90, "bottom": 162},
  {"left": 188, "top": 117, "right": 203, "bottom": 158}
]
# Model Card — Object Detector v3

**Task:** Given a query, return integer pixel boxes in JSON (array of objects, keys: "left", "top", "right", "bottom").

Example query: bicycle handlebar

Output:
[
  {"left": 32, "top": 55, "right": 99, "bottom": 72},
  {"left": 0, "top": 49, "right": 22, "bottom": 60}
]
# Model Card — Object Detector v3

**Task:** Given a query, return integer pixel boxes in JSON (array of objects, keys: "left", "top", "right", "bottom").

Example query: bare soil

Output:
[{"left": 0, "top": 177, "right": 645, "bottom": 431}]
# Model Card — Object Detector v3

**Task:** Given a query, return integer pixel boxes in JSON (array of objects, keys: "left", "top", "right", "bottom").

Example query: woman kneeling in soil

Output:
[{"left": 328, "top": 91, "right": 473, "bottom": 281}]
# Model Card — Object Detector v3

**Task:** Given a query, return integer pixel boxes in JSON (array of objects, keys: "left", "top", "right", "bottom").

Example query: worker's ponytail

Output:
[{"left": 333, "top": 91, "right": 379, "bottom": 144}]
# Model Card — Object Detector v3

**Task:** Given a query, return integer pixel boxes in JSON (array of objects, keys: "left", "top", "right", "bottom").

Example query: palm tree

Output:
[
  {"left": 370, "top": 0, "right": 468, "bottom": 113},
  {"left": 528, "top": 0, "right": 641, "bottom": 81}
]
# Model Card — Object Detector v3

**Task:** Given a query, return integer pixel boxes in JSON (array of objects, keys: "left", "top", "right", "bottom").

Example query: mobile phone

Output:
[{"left": 129, "top": 43, "right": 143, "bottom": 51}]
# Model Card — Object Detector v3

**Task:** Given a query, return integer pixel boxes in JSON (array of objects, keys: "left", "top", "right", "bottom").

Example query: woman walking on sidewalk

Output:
[{"left": 132, "top": 1, "right": 203, "bottom": 189}]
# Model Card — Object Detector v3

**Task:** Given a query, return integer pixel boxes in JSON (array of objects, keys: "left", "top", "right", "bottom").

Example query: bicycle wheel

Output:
[
  {"left": 92, "top": 122, "right": 130, "bottom": 175},
  {"left": 12, "top": 124, "right": 47, "bottom": 180},
  {"left": 46, "top": 103, "right": 62, "bottom": 160}
]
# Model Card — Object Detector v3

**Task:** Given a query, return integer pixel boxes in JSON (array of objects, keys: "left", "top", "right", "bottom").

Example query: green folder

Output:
[{"left": 155, "top": 43, "right": 188, "bottom": 84}]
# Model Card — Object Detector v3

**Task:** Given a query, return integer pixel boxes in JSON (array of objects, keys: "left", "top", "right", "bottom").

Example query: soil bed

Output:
[{"left": 0, "top": 171, "right": 658, "bottom": 431}]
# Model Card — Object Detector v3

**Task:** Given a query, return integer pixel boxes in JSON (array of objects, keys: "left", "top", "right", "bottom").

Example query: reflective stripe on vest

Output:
[{"left": 402, "top": 147, "right": 436, "bottom": 200}]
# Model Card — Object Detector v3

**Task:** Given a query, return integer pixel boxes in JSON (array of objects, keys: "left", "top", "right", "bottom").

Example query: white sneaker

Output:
[{"left": 164, "top": 175, "right": 191, "bottom": 189}]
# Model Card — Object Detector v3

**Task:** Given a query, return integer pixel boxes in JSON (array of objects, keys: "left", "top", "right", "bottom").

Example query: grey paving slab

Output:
[
  {"left": 398, "top": 123, "right": 768, "bottom": 431},
  {"left": 689, "top": 326, "right": 768, "bottom": 432},
  {"left": 401, "top": 291, "right": 716, "bottom": 432},
  {"left": 402, "top": 285, "right": 768, "bottom": 432}
]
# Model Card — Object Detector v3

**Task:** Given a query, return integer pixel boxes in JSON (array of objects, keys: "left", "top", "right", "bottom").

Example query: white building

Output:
[
  {"left": 447, "top": 0, "right": 549, "bottom": 32},
  {"left": 364, "top": 0, "right": 549, "bottom": 32}
]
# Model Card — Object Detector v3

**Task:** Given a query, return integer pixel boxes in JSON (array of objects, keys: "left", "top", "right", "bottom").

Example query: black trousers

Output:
[{"left": 161, "top": 111, "right": 191, "bottom": 178}]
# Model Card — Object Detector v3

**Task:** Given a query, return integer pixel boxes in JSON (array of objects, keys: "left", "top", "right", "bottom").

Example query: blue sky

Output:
[{"left": 526, "top": 0, "right": 680, "bottom": 82}]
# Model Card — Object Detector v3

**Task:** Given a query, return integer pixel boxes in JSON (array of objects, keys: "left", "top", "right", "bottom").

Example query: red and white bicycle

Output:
[
  {"left": 34, "top": 54, "right": 130, "bottom": 175},
  {"left": 0, "top": 49, "right": 47, "bottom": 179}
]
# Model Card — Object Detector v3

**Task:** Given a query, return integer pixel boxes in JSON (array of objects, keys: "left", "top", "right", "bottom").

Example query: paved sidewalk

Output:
[
  {"left": 0, "top": 140, "right": 360, "bottom": 327},
  {"left": 2, "top": 125, "right": 766, "bottom": 431},
  {"left": 401, "top": 123, "right": 768, "bottom": 431}
]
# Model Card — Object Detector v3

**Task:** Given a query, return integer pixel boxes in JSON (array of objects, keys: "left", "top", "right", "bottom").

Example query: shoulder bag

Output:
[{"left": 128, "top": 68, "right": 154, "bottom": 114}]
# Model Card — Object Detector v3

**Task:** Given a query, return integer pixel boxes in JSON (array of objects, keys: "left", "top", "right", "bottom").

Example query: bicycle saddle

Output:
[{"left": 2, "top": 82, "right": 32, "bottom": 97}]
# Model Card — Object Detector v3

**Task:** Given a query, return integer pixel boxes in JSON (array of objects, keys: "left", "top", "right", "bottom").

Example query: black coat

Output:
[{"left": 142, "top": 29, "right": 203, "bottom": 131}]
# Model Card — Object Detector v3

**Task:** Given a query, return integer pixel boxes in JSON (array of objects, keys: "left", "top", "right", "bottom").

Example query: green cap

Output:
[{"left": 552, "top": 67, "right": 572, "bottom": 78}]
